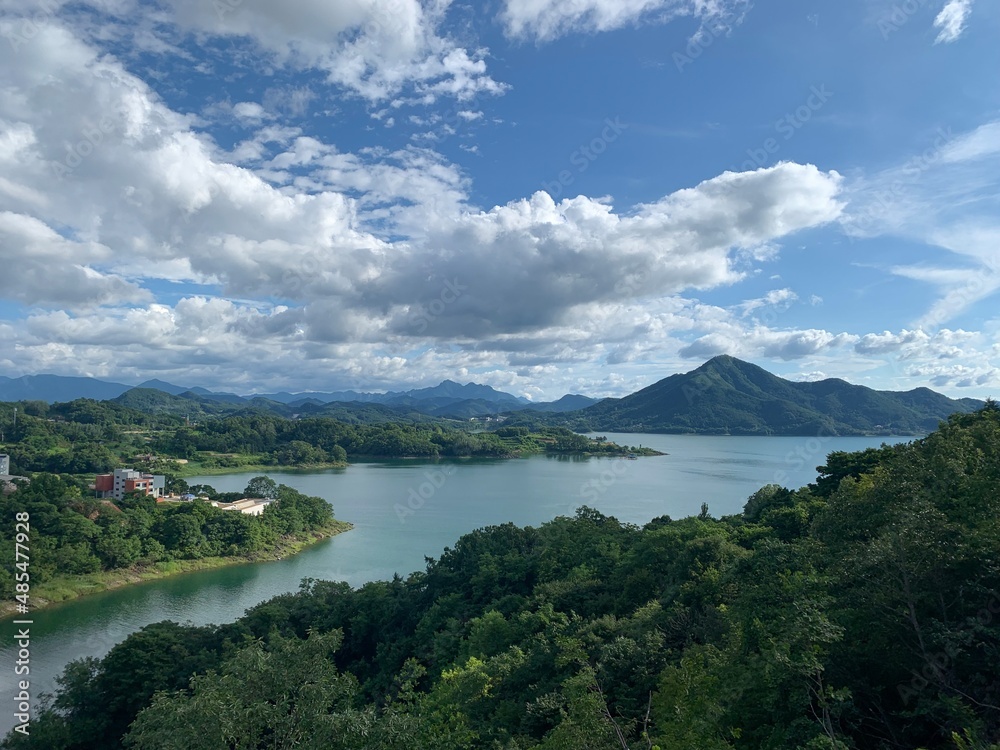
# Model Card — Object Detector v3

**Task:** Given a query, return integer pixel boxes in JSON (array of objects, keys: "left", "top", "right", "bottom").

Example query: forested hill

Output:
[
  {"left": 6, "top": 404, "right": 999, "bottom": 750},
  {"left": 527, "top": 355, "right": 983, "bottom": 435}
]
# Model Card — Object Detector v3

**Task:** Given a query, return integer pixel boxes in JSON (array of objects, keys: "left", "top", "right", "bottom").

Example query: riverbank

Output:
[{"left": 0, "top": 520, "right": 352, "bottom": 620}]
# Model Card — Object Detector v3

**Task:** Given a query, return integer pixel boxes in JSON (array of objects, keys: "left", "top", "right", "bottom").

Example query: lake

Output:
[{"left": 0, "top": 433, "right": 915, "bottom": 734}]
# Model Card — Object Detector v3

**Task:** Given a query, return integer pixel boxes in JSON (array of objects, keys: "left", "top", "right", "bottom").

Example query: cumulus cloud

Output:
[
  {"left": 737, "top": 288, "right": 798, "bottom": 316},
  {"left": 0, "top": 212, "right": 149, "bottom": 308},
  {"left": 501, "top": 0, "right": 749, "bottom": 41},
  {"left": 855, "top": 328, "right": 976, "bottom": 358},
  {"left": 933, "top": 0, "right": 974, "bottom": 44},
  {"left": 5, "top": 3, "right": 991, "bottom": 399},
  {"left": 2, "top": 0, "right": 507, "bottom": 103},
  {"left": 163, "top": 0, "right": 508, "bottom": 102},
  {"left": 231, "top": 102, "right": 271, "bottom": 125},
  {"left": 0, "top": 16, "right": 845, "bottom": 326},
  {"left": 850, "top": 328, "right": 997, "bottom": 390},
  {"left": 371, "top": 163, "right": 843, "bottom": 337},
  {"left": 680, "top": 328, "right": 858, "bottom": 361},
  {"left": 0, "top": 15, "right": 854, "bottom": 394}
]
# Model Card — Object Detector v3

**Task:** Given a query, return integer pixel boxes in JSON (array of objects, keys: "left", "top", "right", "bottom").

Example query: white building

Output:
[
  {"left": 0, "top": 454, "right": 9, "bottom": 476},
  {"left": 211, "top": 498, "right": 273, "bottom": 516},
  {"left": 94, "top": 468, "right": 165, "bottom": 500}
]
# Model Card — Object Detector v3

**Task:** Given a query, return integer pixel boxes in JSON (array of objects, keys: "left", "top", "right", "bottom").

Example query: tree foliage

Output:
[
  {"left": 0, "top": 477, "right": 336, "bottom": 600},
  {"left": 5, "top": 406, "right": 1000, "bottom": 750}
]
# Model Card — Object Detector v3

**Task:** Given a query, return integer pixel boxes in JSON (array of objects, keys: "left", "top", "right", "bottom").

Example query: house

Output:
[
  {"left": 94, "top": 468, "right": 165, "bottom": 500},
  {"left": 210, "top": 498, "right": 273, "bottom": 516}
]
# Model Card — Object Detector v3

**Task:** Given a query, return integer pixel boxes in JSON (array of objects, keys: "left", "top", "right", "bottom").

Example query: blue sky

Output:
[{"left": 0, "top": 0, "right": 997, "bottom": 400}]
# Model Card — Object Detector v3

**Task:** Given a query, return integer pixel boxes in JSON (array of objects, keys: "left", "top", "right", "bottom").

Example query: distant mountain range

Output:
[
  {"left": 521, "top": 355, "right": 983, "bottom": 435},
  {"left": 0, "top": 374, "right": 597, "bottom": 418},
  {"left": 0, "top": 374, "right": 135, "bottom": 403},
  {"left": 0, "top": 357, "right": 984, "bottom": 434}
]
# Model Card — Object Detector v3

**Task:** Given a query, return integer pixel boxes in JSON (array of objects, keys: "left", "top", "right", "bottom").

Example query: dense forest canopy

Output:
[{"left": 3, "top": 404, "right": 998, "bottom": 749}]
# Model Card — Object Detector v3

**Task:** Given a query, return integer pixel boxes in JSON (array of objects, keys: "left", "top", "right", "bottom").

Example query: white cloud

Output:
[
  {"left": 791, "top": 371, "right": 828, "bottom": 382},
  {"left": 162, "top": 0, "right": 508, "bottom": 102},
  {"left": 501, "top": 0, "right": 749, "bottom": 41},
  {"left": 232, "top": 102, "right": 270, "bottom": 125},
  {"left": 680, "top": 328, "right": 858, "bottom": 361},
  {"left": 933, "top": 0, "right": 974, "bottom": 43},
  {"left": 855, "top": 329, "right": 932, "bottom": 355},
  {"left": 851, "top": 328, "right": 996, "bottom": 390},
  {"left": 1, "top": 0, "right": 507, "bottom": 103},
  {"left": 0, "top": 18, "right": 850, "bottom": 394},
  {"left": 738, "top": 288, "right": 798, "bottom": 315},
  {"left": 0, "top": 211, "right": 149, "bottom": 308},
  {"left": 4, "top": 6, "right": 992, "bottom": 399}
]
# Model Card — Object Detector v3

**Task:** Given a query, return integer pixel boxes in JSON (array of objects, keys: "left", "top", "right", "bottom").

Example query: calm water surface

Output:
[{"left": 1, "top": 433, "right": 915, "bottom": 732}]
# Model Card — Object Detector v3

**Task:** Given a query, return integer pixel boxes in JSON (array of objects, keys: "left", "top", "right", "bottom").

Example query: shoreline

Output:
[
  {"left": 0, "top": 520, "right": 352, "bottom": 620},
  {"left": 174, "top": 461, "right": 347, "bottom": 478},
  {"left": 167, "top": 450, "right": 665, "bottom": 479}
]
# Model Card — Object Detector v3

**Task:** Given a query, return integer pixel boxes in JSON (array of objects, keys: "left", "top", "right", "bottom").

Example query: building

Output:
[
  {"left": 94, "top": 468, "right": 165, "bottom": 500},
  {"left": 0, "top": 474, "right": 29, "bottom": 495},
  {"left": 0, "top": 454, "right": 9, "bottom": 476},
  {"left": 210, "top": 498, "right": 273, "bottom": 516}
]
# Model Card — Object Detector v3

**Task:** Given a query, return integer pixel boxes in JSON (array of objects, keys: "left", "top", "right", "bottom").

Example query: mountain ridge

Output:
[
  {"left": 531, "top": 355, "right": 984, "bottom": 435},
  {"left": 0, "top": 357, "right": 986, "bottom": 433}
]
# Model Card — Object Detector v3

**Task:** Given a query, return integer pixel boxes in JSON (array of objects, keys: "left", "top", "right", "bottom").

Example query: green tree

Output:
[
  {"left": 244, "top": 475, "right": 278, "bottom": 499},
  {"left": 126, "top": 632, "right": 413, "bottom": 750}
]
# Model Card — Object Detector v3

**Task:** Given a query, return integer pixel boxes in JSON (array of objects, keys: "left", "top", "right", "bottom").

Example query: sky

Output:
[{"left": 0, "top": 0, "right": 998, "bottom": 401}]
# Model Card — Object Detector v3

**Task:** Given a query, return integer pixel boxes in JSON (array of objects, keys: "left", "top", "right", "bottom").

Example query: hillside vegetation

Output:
[
  {"left": 0, "top": 475, "right": 344, "bottom": 613},
  {"left": 517, "top": 356, "right": 982, "bottom": 435},
  {"left": 4, "top": 404, "right": 999, "bottom": 749},
  {"left": 0, "top": 400, "right": 649, "bottom": 477}
]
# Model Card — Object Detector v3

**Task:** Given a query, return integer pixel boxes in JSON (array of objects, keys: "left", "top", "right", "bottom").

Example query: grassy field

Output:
[{"left": 0, "top": 520, "right": 352, "bottom": 619}]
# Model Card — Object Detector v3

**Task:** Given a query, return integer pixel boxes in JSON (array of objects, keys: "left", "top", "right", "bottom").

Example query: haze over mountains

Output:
[{"left": 0, "top": 356, "right": 985, "bottom": 434}]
